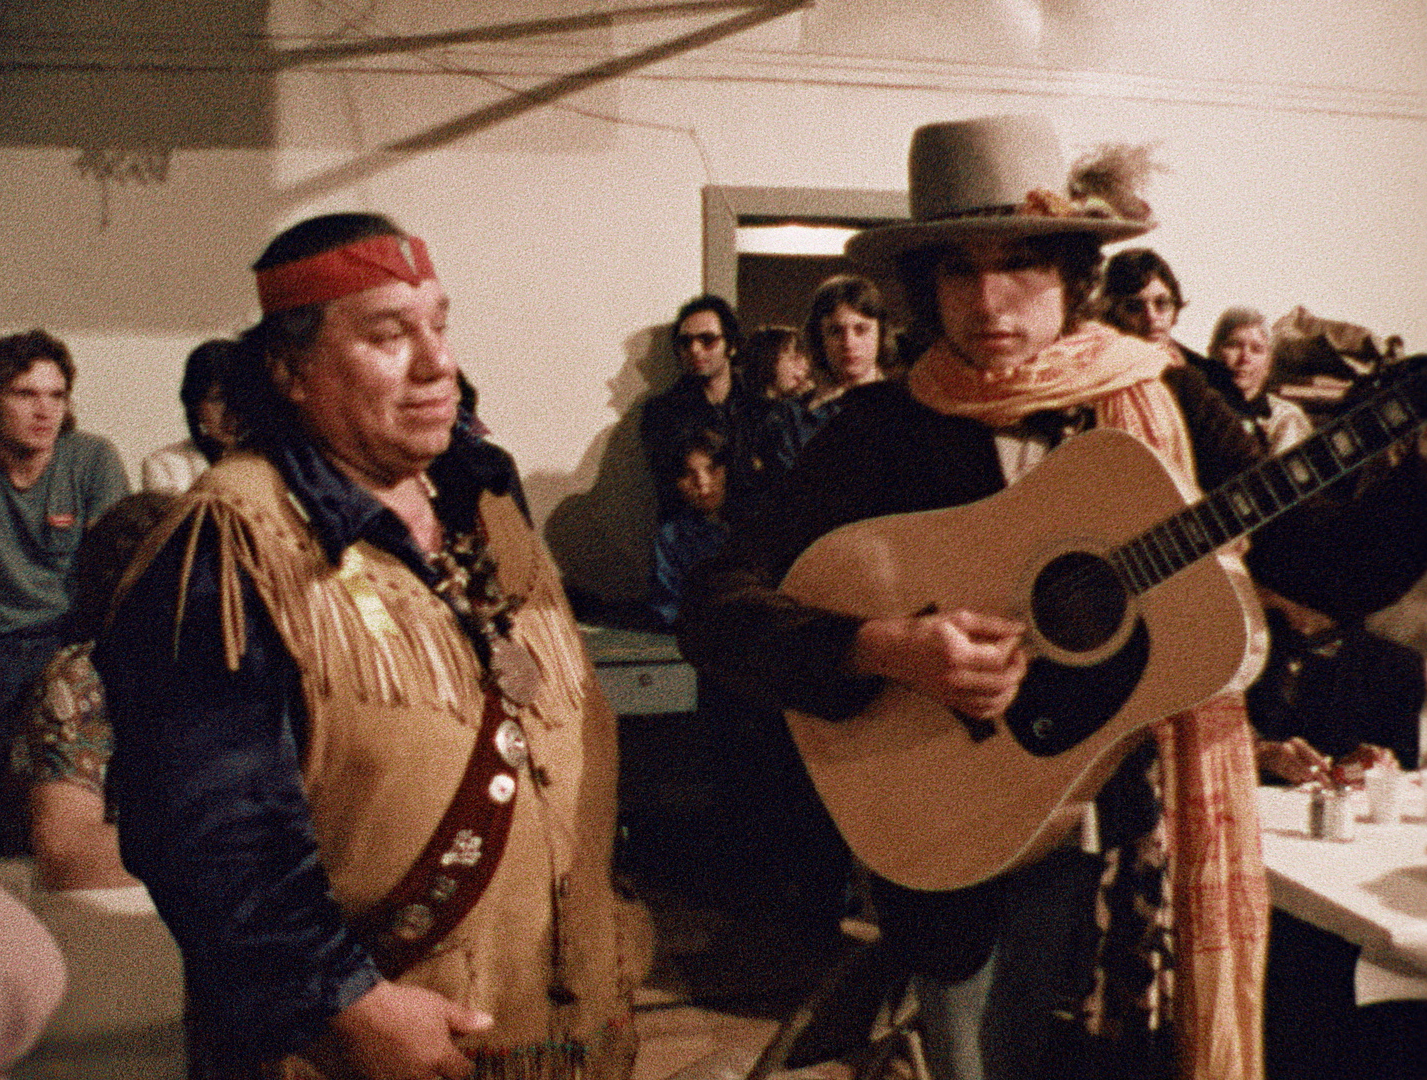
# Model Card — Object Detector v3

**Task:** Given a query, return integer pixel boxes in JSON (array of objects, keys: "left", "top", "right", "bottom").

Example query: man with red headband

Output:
[{"left": 96, "top": 214, "right": 641, "bottom": 1080}]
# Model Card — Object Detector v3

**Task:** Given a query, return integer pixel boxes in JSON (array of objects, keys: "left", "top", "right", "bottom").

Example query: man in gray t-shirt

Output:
[{"left": 0, "top": 329, "right": 128, "bottom": 854}]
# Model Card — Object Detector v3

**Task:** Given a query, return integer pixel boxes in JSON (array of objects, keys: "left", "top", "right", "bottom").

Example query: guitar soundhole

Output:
[{"left": 1030, "top": 551, "right": 1128, "bottom": 654}]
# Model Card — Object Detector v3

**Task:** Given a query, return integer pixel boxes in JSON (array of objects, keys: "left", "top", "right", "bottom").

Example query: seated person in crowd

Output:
[
  {"left": 1204, "top": 306, "right": 1312, "bottom": 452},
  {"left": 741, "top": 325, "right": 814, "bottom": 410},
  {"left": 1215, "top": 304, "right": 1419, "bottom": 784},
  {"left": 5, "top": 498, "right": 186, "bottom": 1080},
  {"left": 757, "top": 274, "right": 896, "bottom": 480},
  {"left": 678, "top": 115, "right": 1427, "bottom": 1080},
  {"left": 648, "top": 428, "right": 731, "bottom": 628},
  {"left": 1189, "top": 308, "right": 1417, "bottom": 785},
  {"left": 1247, "top": 601, "right": 1422, "bottom": 785},
  {"left": 0, "top": 330, "right": 128, "bottom": 858},
  {"left": 141, "top": 338, "right": 242, "bottom": 494},
  {"left": 640, "top": 295, "right": 761, "bottom": 519},
  {"left": 10, "top": 492, "right": 175, "bottom": 890},
  {"left": 1100, "top": 248, "right": 1235, "bottom": 398}
]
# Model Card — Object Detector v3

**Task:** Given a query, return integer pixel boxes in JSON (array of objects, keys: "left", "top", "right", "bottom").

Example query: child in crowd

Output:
[
  {"left": 648, "top": 428, "right": 731, "bottom": 628},
  {"left": 741, "top": 325, "right": 814, "bottom": 406},
  {"left": 10, "top": 492, "right": 176, "bottom": 888}
]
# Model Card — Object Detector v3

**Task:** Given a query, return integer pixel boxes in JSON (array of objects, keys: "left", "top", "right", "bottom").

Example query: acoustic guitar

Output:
[{"left": 779, "top": 355, "right": 1427, "bottom": 891}]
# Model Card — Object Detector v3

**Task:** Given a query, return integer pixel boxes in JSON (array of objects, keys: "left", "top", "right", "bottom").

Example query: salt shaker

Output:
[{"left": 1308, "top": 786, "right": 1354, "bottom": 841}]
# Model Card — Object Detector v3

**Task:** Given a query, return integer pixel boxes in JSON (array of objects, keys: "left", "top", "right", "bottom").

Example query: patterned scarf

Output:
[
  {"left": 908, "top": 322, "right": 1194, "bottom": 486},
  {"left": 910, "top": 322, "right": 1268, "bottom": 1080}
]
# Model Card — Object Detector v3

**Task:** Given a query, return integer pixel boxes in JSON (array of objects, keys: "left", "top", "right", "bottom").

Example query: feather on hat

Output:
[{"left": 846, "top": 115, "right": 1156, "bottom": 268}]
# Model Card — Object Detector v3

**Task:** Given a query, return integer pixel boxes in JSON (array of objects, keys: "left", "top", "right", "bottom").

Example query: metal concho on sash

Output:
[{"left": 355, "top": 638, "right": 538, "bottom": 979}]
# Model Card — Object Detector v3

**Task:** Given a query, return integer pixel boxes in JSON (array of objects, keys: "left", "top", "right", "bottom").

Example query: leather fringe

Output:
[{"left": 171, "top": 493, "right": 486, "bottom": 713}]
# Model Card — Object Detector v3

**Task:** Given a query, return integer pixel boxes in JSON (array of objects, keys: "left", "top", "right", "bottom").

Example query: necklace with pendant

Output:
[{"left": 427, "top": 509, "right": 541, "bottom": 708}]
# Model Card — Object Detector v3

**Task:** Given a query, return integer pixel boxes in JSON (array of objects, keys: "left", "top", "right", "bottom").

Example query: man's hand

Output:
[
  {"left": 321, "top": 980, "right": 493, "bottom": 1080},
  {"left": 1255, "top": 735, "right": 1331, "bottom": 786},
  {"left": 851, "top": 608, "right": 1028, "bottom": 722}
]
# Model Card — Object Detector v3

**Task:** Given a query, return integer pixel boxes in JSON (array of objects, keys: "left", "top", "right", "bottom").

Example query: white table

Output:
[
  {"left": 580, "top": 625, "right": 698, "bottom": 715},
  {"left": 1257, "top": 779, "right": 1427, "bottom": 1002}
]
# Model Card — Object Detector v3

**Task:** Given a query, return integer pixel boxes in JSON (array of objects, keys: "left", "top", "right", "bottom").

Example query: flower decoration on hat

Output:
[
  {"left": 1066, "top": 142, "right": 1162, "bottom": 224},
  {"left": 844, "top": 116, "right": 1160, "bottom": 268},
  {"left": 1019, "top": 144, "right": 1160, "bottom": 225}
]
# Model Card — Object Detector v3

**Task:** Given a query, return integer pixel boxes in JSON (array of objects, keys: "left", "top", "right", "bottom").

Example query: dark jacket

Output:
[
  {"left": 676, "top": 366, "right": 1427, "bottom": 978},
  {"left": 639, "top": 372, "right": 763, "bottom": 519}
]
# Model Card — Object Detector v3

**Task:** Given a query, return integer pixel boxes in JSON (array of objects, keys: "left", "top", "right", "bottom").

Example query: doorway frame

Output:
[{"left": 701, "top": 185, "right": 908, "bottom": 302}]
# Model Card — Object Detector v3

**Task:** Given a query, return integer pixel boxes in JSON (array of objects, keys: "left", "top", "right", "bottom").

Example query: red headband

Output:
[{"left": 255, "top": 233, "right": 436, "bottom": 314}]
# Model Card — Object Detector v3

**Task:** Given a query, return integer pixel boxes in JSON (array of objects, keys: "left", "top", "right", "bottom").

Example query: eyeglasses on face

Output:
[
  {"left": 676, "top": 331, "right": 724, "bottom": 351},
  {"left": 1114, "top": 295, "right": 1179, "bottom": 315}
]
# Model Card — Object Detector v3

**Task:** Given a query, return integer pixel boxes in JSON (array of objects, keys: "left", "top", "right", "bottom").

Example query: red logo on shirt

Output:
[{"left": 47, "top": 514, "right": 76, "bottom": 529}]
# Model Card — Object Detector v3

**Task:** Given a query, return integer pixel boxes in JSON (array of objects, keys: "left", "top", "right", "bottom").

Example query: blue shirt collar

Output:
[{"left": 267, "top": 411, "right": 525, "bottom": 581}]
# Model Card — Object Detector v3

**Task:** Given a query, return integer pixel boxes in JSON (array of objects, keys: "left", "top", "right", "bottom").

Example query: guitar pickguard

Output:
[{"left": 1006, "top": 618, "right": 1150, "bottom": 757}]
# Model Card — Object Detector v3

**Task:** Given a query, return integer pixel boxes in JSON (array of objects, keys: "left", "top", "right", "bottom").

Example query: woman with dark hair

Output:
[
  {"left": 741, "top": 325, "right": 813, "bottom": 405},
  {"left": 140, "top": 338, "right": 242, "bottom": 494},
  {"left": 1098, "top": 248, "right": 1236, "bottom": 398},
  {"left": 1099, "top": 249, "right": 1183, "bottom": 343},
  {"left": 756, "top": 274, "right": 897, "bottom": 479},
  {"left": 96, "top": 212, "right": 640, "bottom": 1080}
]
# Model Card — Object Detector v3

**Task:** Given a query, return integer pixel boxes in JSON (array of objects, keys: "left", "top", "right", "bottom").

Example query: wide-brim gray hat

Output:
[{"left": 846, "top": 114, "right": 1154, "bottom": 268}]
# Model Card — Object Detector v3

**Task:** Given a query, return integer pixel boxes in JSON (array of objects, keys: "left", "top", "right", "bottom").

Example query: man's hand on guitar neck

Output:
[{"left": 850, "top": 608, "right": 1028, "bottom": 724}]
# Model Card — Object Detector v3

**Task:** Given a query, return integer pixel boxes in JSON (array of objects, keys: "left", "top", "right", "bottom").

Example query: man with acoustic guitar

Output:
[{"left": 678, "top": 115, "right": 1427, "bottom": 1080}]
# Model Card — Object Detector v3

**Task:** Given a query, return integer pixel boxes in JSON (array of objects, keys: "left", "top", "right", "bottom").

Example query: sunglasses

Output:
[{"left": 676, "top": 332, "right": 724, "bottom": 350}]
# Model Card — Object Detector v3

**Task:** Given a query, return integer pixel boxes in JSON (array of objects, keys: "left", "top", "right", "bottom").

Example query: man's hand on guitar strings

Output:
[{"left": 850, "top": 607, "right": 1028, "bottom": 723}]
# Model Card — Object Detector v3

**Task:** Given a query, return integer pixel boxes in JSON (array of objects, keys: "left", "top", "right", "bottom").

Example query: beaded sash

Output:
[{"left": 351, "top": 516, "right": 540, "bottom": 978}]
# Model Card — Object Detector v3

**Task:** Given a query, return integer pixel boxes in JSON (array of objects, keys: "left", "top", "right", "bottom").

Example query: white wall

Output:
[{"left": 4, "top": 0, "right": 1425, "bottom": 600}]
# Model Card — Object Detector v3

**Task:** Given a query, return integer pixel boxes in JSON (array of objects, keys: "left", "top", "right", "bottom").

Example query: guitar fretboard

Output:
[{"left": 1110, "top": 360, "right": 1427, "bottom": 595}]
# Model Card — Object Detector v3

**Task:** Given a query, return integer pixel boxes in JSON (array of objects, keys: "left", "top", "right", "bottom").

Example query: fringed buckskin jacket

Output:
[{"left": 96, "top": 418, "right": 642, "bottom": 1078}]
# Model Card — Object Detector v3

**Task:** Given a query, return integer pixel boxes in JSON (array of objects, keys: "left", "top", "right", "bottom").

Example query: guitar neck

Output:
[{"left": 1110, "top": 356, "right": 1427, "bottom": 595}]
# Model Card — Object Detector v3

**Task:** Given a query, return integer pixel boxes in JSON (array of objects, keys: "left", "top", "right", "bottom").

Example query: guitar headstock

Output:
[
  {"left": 1395, "top": 353, "right": 1427, "bottom": 415},
  {"left": 1334, "top": 352, "right": 1427, "bottom": 426}
]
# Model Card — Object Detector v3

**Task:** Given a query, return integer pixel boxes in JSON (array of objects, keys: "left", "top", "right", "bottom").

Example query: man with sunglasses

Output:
[{"left": 639, "top": 294, "right": 761, "bottom": 520}]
